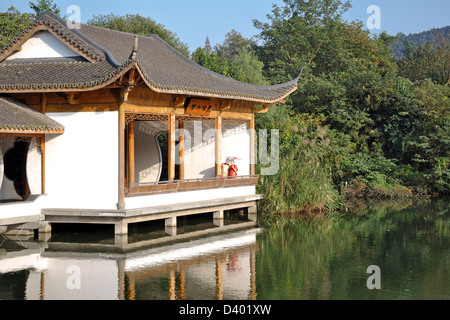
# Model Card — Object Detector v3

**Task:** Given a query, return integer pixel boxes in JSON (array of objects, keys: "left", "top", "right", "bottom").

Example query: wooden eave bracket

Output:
[
  {"left": 66, "top": 92, "right": 81, "bottom": 105},
  {"left": 253, "top": 104, "right": 270, "bottom": 113}
]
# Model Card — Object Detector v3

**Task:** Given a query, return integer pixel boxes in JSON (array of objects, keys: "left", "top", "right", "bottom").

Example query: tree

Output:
[
  {"left": 0, "top": 0, "right": 61, "bottom": 50},
  {"left": 397, "top": 35, "right": 450, "bottom": 86},
  {"left": 214, "top": 29, "right": 256, "bottom": 62},
  {"left": 192, "top": 30, "right": 268, "bottom": 86},
  {"left": 87, "top": 13, "right": 190, "bottom": 57},
  {"left": 28, "top": 0, "right": 61, "bottom": 17},
  {"left": 0, "top": 6, "right": 35, "bottom": 50},
  {"left": 204, "top": 36, "right": 212, "bottom": 54}
]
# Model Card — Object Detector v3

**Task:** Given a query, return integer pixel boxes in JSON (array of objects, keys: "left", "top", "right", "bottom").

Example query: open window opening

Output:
[{"left": 0, "top": 137, "right": 42, "bottom": 203}]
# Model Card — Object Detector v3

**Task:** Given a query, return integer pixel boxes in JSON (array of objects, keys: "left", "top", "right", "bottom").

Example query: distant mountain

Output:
[{"left": 390, "top": 26, "right": 450, "bottom": 58}]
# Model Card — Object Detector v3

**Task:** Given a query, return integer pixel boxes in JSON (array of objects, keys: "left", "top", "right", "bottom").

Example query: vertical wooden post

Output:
[
  {"left": 118, "top": 90, "right": 127, "bottom": 210},
  {"left": 215, "top": 115, "right": 222, "bottom": 177},
  {"left": 169, "top": 271, "right": 176, "bottom": 300},
  {"left": 215, "top": 259, "right": 223, "bottom": 300},
  {"left": 250, "top": 113, "right": 256, "bottom": 176},
  {"left": 128, "top": 120, "right": 135, "bottom": 186},
  {"left": 178, "top": 121, "right": 185, "bottom": 180},
  {"left": 41, "top": 93, "right": 47, "bottom": 195},
  {"left": 168, "top": 112, "right": 176, "bottom": 181}
]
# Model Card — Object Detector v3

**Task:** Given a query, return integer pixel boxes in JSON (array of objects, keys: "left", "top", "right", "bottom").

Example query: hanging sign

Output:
[{"left": 185, "top": 99, "right": 216, "bottom": 116}]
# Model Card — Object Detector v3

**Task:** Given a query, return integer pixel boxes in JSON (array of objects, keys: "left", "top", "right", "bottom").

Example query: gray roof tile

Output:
[
  {"left": 0, "top": 97, "right": 64, "bottom": 132},
  {"left": 0, "top": 12, "right": 300, "bottom": 103}
]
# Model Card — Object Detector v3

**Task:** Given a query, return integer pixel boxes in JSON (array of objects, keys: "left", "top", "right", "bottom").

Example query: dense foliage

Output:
[
  {"left": 192, "top": 0, "right": 449, "bottom": 214},
  {"left": 1, "top": 0, "right": 448, "bottom": 215}
]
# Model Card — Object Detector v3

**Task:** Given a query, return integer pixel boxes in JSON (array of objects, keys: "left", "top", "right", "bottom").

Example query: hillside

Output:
[{"left": 391, "top": 25, "right": 450, "bottom": 58}]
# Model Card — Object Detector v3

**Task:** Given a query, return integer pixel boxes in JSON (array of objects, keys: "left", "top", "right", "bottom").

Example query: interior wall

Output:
[
  {"left": 182, "top": 120, "right": 216, "bottom": 179},
  {"left": 134, "top": 121, "right": 165, "bottom": 184},
  {"left": 222, "top": 122, "right": 250, "bottom": 177}
]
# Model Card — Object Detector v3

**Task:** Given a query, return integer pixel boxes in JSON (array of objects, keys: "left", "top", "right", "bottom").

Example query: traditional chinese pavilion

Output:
[{"left": 0, "top": 12, "right": 299, "bottom": 239}]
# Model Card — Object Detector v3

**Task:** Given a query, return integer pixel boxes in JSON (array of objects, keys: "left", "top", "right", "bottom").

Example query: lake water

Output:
[{"left": 0, "top": 197, "right": 448, "bottom": 300}]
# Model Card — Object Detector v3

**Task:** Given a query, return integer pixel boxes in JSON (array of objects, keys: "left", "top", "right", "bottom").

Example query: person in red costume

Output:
[{"left": 228, "top": 159, "right": 238, "bottom": 177}]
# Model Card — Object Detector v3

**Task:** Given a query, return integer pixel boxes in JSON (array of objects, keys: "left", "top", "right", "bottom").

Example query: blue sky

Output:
[{"left": 1, "top": 0, "right": 449, "bottom": 52}]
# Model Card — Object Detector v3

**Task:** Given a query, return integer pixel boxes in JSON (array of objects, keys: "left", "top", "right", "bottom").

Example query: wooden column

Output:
[
  {"left": 41, "top": 93, "right": 47, "bottom": 195},
  {"left": 118, "top": 90, "right": 127, "bottom": 210},
  {"left": 215, "top": 115, "right": 223, "bottom": 177},
  {"left": 250, "top": 113, "right": 256, "bottom": 176},
  {"left": 128, "top": 120, "right": 135, "bottom": 186},
  {"left": 178, "top": 121, "right": 185, "bottom": 180},
  {"left": 168, "top": 112, "right": 176, "bottom": 181}
]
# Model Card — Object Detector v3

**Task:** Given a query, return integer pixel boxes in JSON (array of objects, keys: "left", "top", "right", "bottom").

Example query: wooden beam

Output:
[
  {"left": 128, "top": 120, "right": 135, "bottom": 185},
  {"left": 250, "top": 114, "right": 256, "bottom": 176},
  {"left": 215, "top": 115, "right": 223, "bottom": 177},
  {"left": 168, "top": 112, "right": 176, "bottom": 181},
  {"left": 178, "top": 121, "right": 185, "bottom": 180}
]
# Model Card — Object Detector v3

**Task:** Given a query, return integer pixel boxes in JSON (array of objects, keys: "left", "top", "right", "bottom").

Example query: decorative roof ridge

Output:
[{"left": 0, "top": 11, "right": 108, "bottom": 64}]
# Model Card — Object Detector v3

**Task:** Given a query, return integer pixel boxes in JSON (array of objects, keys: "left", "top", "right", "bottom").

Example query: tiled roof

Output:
[
  {"left": 0, "top": 97, "right": 64, "bottom": 133},
  {"left": 0, "top": 12, "right": 300, "bottom": 103}
]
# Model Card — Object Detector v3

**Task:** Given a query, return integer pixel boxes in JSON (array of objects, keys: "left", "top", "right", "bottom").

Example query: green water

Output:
[
  {"left": 0, "top": 197, "right": 448, "bottom": 300},
  {"left": 256, "top": 197, "right": 450, "bottom": 300}
]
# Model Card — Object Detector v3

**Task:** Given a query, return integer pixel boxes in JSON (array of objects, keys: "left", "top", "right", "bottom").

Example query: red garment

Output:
[{"left": 228, "top": 164, "right": 238, "bottom": 177}]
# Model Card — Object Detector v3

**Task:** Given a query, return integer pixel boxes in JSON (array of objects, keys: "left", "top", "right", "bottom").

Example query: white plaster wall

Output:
[
  {"left": 6, "top": 31, "right": 82, "bottom": 60},
  {"left": 222, "top": 123, "right": 250, "bottom": 176},
  {"left": 26, "top": 143, "right": 42, "bottom": 195},
  {"left": 45, "top": 112, "right": 118, "bottom": 210},
  {"left": 126, "top": 185, "right": 256, "bottom": 209},
  {"left": 183, "top": 121, "right": 216, "bottom": 179},
  {"left": 0, "top": 195, "right": 46, "bottom": 220}
]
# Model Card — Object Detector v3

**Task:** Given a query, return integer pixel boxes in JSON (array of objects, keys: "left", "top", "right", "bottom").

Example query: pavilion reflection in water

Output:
[{"left": 0, "top": 226, "right": 260, "bottom": 300}]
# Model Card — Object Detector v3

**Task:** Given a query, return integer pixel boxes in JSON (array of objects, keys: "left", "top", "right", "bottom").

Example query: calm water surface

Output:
[{"left": 0, "top": 198, "right": 448, "bottom": 300}]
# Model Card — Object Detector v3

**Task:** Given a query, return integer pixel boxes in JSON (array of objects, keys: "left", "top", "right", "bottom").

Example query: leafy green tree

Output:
[
  {"left": 192, "top": 32, "right": 268, "bottom": 86},
  {"left": 28, "top": 0, "right": 61, "bottom": 17},
  {"left": 0, "top": 0, "right": 61, "bottom": 50},
  {"left": 87, "top": 13, "right": 190, "bottom": 57},
  {"left": 397, "top": 36, "right": 450, "bottom": 86},
  {"left": 214, "top": 29, "right": 256, "bottom": 62},
  {"left": 191, "top": 48, "right": 230, "bottom": 76},
  {"left": 0, "top": 6, "right": 35, "bottom": 50}
]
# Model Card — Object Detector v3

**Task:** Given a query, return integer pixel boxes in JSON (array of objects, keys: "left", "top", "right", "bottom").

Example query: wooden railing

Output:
[{"left": 126, "top": 175, "right": 259, "bottom": 197}]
